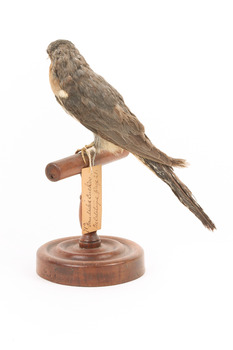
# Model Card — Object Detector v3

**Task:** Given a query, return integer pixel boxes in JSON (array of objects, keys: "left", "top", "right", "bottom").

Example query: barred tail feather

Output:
[{"left": 138, "top": 156, "right": 216, "bottom": 231}]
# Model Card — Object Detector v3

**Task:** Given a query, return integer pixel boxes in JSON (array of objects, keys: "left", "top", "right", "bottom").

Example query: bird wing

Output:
[{"left": 59, "top": 66, "right": 176, "bottom": 166}]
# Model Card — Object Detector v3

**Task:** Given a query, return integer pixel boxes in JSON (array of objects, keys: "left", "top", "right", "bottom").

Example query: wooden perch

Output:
[{"left": 45, "top": 150, "right": 129, "bottom": 181}]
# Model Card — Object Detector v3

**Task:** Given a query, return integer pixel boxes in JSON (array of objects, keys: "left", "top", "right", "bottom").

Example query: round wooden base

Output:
[{"left": 36, "top": 235, "right": 145, "bottom": 287}]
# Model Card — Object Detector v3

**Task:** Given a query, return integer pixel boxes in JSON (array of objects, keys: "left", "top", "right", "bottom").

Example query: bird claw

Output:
[{"left": 75, "top": 142, "right": 96, "bottom": 168}]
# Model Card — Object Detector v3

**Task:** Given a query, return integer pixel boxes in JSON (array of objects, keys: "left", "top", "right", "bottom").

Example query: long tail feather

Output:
[{"left": 138, "top": 156, "right": 216, "bottom": 230}]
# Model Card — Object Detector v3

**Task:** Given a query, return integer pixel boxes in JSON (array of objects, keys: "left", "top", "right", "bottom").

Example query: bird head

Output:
[{"left": 47, "top": 40, "right": 76, "bottom": 60}]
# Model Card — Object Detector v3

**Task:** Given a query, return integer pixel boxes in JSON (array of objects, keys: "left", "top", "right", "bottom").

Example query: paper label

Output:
[{"left": 81, "top": 165, "right": 102, "bottom": 234}]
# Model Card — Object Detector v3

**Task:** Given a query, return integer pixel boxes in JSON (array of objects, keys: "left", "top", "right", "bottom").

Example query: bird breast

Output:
[{"left": 49, "top": 63, "right": 68, "bottom": 99}]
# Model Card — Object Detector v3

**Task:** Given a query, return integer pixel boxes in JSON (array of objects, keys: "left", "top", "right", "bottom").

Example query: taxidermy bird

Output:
[{"left": 47, "top": 39, "right": 215, "bottom": 231}]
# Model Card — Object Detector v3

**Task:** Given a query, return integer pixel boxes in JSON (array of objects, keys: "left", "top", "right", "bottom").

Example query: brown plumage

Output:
[{"left": 47, "top": 39, "right": 216, "bottom": 231}]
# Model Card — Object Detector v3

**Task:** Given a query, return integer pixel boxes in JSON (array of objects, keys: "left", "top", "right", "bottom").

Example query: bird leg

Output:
[
  {"left": 75, "top": 142, "right": 96, "bottom": 167},
  {"left": 85, "top": 146, "right": 96, "bottom": 169}
]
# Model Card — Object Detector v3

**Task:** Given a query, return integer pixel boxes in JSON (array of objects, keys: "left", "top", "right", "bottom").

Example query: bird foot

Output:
[{"left": 75, "top": 142, "right": 96, "bottom": 168}]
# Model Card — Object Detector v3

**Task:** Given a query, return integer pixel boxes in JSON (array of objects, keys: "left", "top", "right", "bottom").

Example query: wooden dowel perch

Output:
[{"left": 45, "top": 150, "right": 129, "bottom": 182}]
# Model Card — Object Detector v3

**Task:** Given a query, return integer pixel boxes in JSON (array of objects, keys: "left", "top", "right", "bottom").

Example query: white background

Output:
[{"left": 1, "top": 0, "right": 233, "bottom": 349}]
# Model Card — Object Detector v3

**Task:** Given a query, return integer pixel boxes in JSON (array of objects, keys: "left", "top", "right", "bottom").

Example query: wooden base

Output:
[{"left": 36, "top": 235, "right": 145, "bottom": 287}]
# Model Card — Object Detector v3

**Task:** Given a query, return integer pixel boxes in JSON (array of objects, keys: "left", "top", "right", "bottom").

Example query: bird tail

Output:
[{"left": 138, "top": 156, "right": 216, "bottom": 230}]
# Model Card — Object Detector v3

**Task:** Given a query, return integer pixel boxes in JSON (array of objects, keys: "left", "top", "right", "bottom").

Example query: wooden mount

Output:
[
  {"left": 36, "top": 150, "right": 145, "bottom": 287},
  {"left": 45, "top": 150, "right": 129, "bottom": 182},
  {"left": 79, "top": 231, "right": 101, "bottom": 248},
  {"left": 37, "top": 235, "right": 145, "bottom": 287}
]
